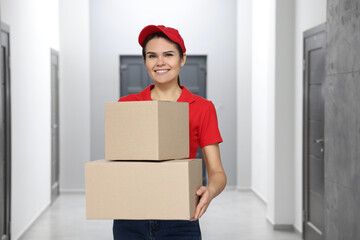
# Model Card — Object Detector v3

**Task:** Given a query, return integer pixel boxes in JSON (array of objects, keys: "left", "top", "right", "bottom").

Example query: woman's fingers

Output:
[
  {"left": 191, "top": 201, "right": 203, "bottom": 220},
  {"left": 191, "top": 187, "right": 211, "bottom": 221},
  {"left": 196, "top": 186, "right": 207, "bottom": 196},
  {"left": 192, "top": 201, "right": 208, "bottom": 220},
  {"left": 198, "top": 203, "right": 209, "bottom": 219}
]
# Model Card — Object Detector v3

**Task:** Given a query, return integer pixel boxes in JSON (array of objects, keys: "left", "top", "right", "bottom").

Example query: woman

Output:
[{"left": 113, "top": 25, "right": 227, "bottom": 240}]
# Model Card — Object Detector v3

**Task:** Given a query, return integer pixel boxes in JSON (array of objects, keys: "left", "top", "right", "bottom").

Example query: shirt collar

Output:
[
  {"left": 135, "top": 85, "right": 153, "bottom": 101},
  {"left": 135, "top": 84, "right": 195, "bottom": 104},
  {"left": 177, "top": 85, "right": 196, "bottom": 104}
]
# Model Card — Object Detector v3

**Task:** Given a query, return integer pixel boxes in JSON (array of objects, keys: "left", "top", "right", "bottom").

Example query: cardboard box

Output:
[
  {"left": 85, "top": 159, "right": 202, "bottom": 220},
  {"left": 105, "top": 101, "right": 189, "bottom": 160}
]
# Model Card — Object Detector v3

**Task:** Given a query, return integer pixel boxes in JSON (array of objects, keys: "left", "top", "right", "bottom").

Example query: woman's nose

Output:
[{"left": 156, "top": 56, "right": 165, "bottom": 66}]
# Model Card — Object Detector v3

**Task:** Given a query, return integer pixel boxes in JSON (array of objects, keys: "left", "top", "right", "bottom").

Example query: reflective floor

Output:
[{"left": 19, "top": 190, "right": 302, "bottom": 240}]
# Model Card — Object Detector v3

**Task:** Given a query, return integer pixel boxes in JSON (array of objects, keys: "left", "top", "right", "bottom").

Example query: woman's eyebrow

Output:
[{"left": 146, "top": 51, "right": 175, "bottom": 55}]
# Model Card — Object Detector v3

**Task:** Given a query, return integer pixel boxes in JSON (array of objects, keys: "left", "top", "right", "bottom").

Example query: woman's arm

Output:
[{"left": 191, "top": 143, "right": 227, "bottom": 221}]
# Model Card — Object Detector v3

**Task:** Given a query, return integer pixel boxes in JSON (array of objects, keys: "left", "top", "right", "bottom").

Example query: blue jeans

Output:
[{"left": 113, "top": 219, "right": 201, "bottom": 240}]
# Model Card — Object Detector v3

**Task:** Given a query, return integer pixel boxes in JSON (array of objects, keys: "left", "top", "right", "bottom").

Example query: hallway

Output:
[
  {"left": 19, "top": 190, "right": 301, "bottom": 240},
  {"left": 5, "top": 0, "right": 360, "bottom": 239}
]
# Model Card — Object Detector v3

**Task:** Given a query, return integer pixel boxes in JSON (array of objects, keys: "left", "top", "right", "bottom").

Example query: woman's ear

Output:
[{"left": 180, "top": 53, "right": 187, "bottom": 67}]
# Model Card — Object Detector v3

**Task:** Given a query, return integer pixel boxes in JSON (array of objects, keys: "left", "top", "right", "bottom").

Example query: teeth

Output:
[{"left": 156, "top": 70, "right": 168, "bottom": 73}]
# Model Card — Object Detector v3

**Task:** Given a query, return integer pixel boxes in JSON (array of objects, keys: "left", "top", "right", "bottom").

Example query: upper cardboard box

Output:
[{"left": 105, "top": 101, "right": 189, "bottom": 160}]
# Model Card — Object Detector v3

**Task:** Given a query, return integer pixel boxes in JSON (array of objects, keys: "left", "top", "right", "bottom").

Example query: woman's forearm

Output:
[{"left": 207, "top": 171, "right": 227, "bottom": 199}]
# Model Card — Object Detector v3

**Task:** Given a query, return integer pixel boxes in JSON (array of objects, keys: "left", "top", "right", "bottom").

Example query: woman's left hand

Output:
[
  {"left": 190, "top": 186, "right": 214, "bottom": 221},
  {"left": 189, "top": 143, "right": 227, "bottom": 221}
]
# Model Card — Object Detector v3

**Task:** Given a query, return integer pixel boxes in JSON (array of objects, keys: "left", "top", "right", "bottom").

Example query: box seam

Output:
[
  {"left": 188, "top": 161, "right": 192, "bottom": 219},
  {"left": 155, "top": 101, "right": 160, "bottom": 159}
]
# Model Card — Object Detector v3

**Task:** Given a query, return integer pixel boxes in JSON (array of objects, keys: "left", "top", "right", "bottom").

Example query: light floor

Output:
[{"left": 19, "top": 190, "right": 302, "bottom": 240}]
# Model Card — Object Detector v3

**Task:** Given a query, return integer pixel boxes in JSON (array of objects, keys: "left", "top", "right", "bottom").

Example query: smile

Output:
[{"left": 155, "top": 69, "right": 169, "bottom": 73}]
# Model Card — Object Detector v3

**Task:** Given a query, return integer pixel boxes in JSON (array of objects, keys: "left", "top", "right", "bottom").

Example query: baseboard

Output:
[
  {"left": 266, "top": 215, "right": 274, "bottom": 225},
  {"left": 250, "top": 188, "right": 267, "bottom": 204},
  {"left": 60, "top": 188, "right": 85, "bottom": 193},
  {"left": 266, "top": 216, "right": 300, "bottom": 233},
  {"left": 273, "top": 224, "right": 294, "bottom": 231},
  {"left": 15, "top": 202, "right": 51, "bottom": 240},
  {"left": 294, "top": 226, "right": 303, "bottom": 237}
]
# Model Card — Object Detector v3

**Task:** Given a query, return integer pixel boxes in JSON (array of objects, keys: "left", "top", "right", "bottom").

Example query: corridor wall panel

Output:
[
  {"left": 0, "top": 0, "right": 60, "bottom": 238},
  {"left": 293, "top": 0, "right": 327, "bottom": 232},
  {"left": 325, "top": 0, "right": 360, "bottom": 238},
  {"left": 59, "top": 0, "right": 91, "bottom": 192},
  {"left": 236, "top": 0, "right": 252, "bottom": 189}
]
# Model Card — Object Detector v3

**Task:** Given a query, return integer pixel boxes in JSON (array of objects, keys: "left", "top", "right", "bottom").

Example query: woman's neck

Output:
[{"left": 151, "top": 81, "right": 182, "bottom": 101}]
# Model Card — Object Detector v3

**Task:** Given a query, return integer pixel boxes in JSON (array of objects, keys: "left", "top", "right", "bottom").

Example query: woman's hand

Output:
[
  {"left": 190, "top": 143, "right": 227, "bottom": 221},
  {"left": 191, "top": 186, "right": 215, "bottom": 221}
]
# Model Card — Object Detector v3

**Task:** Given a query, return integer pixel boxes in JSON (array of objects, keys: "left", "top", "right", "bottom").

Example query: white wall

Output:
[
  {"left": 252, "top": 0, "right": 297, "bottom": 229},
  {"left": 271, "top": 0, "right": 296, "bottom": 226},
  {"left": 252, "top": 0, "right": 298, "bottom": 229},
  {"left": 251, "top": 0, "right": 273, "bottom": 202},
  {"left": 0, "top": 0, "right": 59, "bottom": 238},
  {"left": 294, "top": 0, "right": 326, "bottom": 232},
  {"left": 59, "top": 0, "right": 90, "bottom": 191},
  {"left": 236, "top": 0, "right": 252, "bottom": 189},
  {"left": 90, "top": 0, "right": 238, "bottom": 186},
  {"left": 252, "top": 0, "right": 326, "bottom": 231},
  {"left": 266, "top": 0, "right": 276, "bottom": 222}
]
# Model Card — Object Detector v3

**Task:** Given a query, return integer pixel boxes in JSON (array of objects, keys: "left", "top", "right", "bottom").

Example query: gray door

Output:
[
  {"left": 0, "top": 22, "right": 11, "bottom": 240},
  {"left": 120, "top": 55, "right": 208, "bottom": 184},
  {"left": 178, "top": 56, "right": 206, "bottom": 98},
  {"left": 120, "top": 56, "right": 150, "bottom": 96},
  {"left": 303, "top": 23, "right": 326, "bottom": 240},
  {"left": 51, "top": 50, "right": 60, "bottom": 204}
]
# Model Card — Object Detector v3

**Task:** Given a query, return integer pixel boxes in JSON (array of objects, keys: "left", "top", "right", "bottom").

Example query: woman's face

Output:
[{"left": 144, "top": 37, "right": 186, "bottom": 85}]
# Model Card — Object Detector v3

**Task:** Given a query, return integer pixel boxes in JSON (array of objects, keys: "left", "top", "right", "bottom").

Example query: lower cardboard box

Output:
[{"left": 85, "top": 159, "right": 202, "bottom": 220}]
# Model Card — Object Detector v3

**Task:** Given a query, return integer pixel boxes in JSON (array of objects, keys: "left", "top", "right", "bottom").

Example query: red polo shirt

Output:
[{"left": 118, "top": 85, "right": 223, "bottom": 158}]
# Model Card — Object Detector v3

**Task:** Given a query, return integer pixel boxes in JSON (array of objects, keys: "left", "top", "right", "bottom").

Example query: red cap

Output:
[{"left": 138, "top": 25, "right": 186, "bottom": 53}]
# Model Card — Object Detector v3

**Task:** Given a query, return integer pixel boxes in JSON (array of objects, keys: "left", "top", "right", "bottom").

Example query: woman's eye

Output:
[
  {"left": 148, "top": 55, "right": 156, "bottom": 59},
  {"left": 165, "top": 53, "right": 173, "bottom": 57}
]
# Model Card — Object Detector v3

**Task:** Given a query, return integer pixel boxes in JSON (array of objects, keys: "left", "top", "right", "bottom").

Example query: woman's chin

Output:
[{"left": 153, "top": 79, "right": 177, "bottom": 85}]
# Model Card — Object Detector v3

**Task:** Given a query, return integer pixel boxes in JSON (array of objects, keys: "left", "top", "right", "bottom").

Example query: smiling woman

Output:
[
  {"left": 141, "top": 30, "right": 186, "bottom": 89},
  {"left": 113, "top": 25, "right": 227, "bottom": 240},
  {"left": 144, "top": 37, "right": 186, "bottom": 93}
]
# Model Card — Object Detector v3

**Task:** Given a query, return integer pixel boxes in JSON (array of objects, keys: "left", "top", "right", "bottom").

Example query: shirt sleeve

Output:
[{"left": 198, "top": 101, "right": 223, "bottom": 148}]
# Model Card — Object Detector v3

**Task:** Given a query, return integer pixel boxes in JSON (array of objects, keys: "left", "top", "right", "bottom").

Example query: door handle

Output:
[{"left": 314, "top": 138, "right": 324, "bottom": 143}]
